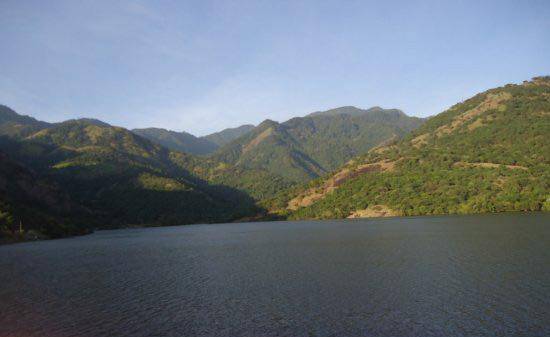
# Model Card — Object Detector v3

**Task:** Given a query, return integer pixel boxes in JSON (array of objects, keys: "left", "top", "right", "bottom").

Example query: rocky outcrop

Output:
[{"left": 347, "top": 205, "right": 399, "bottom": 218}]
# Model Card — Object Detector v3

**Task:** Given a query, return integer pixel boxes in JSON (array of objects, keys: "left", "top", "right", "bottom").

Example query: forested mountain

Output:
[
  {"left": 212, "top": 119, "right": 327, "bottom": 182},
  {"left": 283, "top": 107, "right": 424, "bottom": 171},
  {"left": 308, "top": 105, "right": 401, "bottom": 118},
  {"left": 0, "top": 150, "right": 90, "bottom": 239},
  {"left": 148, "top": 107, "right": 423, "bottom": 201},
  {"left": 0, "top": 105, "right": 51, "bottom": 138},
  {"left": 0, "top": 118, "right": 258, "bottom": 240},
  {"left": 132, "top": 124, "right": 255, "bottom": 155},
  {"left": 269, "top": 77, "right": 550, "bottom": 219},
  {"left": 133, "top": 127, "right": 218, "bottom": 155},
  {"left": 5, "top": 76, "right": 546, "bottom": 241},
  {"left": 202, "top": 124, "right": 255, "bottom": 146},
  {"left": 209, "top": 107, "right": 424, "bottom": 188}
]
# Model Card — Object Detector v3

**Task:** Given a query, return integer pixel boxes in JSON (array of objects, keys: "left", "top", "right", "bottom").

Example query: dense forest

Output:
[
  {"left": 197, "top": 108, "right": 424, "bottom": 198},
  {"left": 269, "top": 77, "right": 550, "bottom": 219},
  {"left": 0, "top": 103, "right": 419, "bottom": 241},
  {"left": 132, "top": 124, "right": 255, "bottom": 155},
  {"left": 0, "top": 116, "right": 258, "bottom": 241}
]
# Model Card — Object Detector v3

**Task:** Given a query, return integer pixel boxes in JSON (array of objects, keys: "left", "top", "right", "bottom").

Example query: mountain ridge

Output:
[
  {"left": 269, "top": 76, "right": 550, "bottom": 219},
  {"left": 132, "top": 127, "right": 219, "bottom": 155},
  {"left": 3, "top": 76, "right": 547, "bottom": 241},
  {"left": 0, "top": 118, "right": 259, "bottom": 240},
  {"left": 202, "top": 124, "right": 255, "bottom": 147}
]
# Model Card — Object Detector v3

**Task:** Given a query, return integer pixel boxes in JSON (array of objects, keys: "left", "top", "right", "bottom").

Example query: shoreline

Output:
[{"left": 2, "top": 210, "right": 547, "bottom": 246}]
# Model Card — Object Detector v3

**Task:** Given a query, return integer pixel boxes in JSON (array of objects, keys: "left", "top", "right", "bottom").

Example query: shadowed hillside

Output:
[{"left": 0, "top": 117, "right": 260, "bottom": 240}]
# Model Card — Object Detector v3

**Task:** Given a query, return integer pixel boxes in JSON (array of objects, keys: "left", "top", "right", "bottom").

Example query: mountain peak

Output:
[
  {"left": 257, "top": 119, "right": 280, "bottom": 129},
  {"left": 308, "top": 106, "right": 362, "bottom": 117},
  {"left": 308, "top": 106, "right": 406, "bottom": 118},
  {"left": 0, "top": 104, "right": 19, "bottom": 119},
  {"left": 201, "top": 124, "right": 255, "bottom": 147},
  {"left": 68, "top": 118, "right": 111, "bottom": 127},
  {"left": 0, "top": 105, "right": 51, "bottom": 138}
]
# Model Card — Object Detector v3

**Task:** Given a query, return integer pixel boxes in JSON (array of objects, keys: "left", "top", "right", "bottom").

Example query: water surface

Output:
[{"left": 1, "top": 213, "right": 549, "bottom": 336}]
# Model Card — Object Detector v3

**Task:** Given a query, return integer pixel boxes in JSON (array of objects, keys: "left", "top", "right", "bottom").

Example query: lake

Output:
[{"left": 1, "top": 213, "right": 549, "bottom": 337}]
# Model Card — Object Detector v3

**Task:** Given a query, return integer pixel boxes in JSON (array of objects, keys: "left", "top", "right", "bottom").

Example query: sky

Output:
[{"left": 1, "top": 0, "right": 549, "bottom": 136}]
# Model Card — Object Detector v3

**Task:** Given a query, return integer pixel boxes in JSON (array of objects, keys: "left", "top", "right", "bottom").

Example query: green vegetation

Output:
[
  {"left": 1, "top": 77, "right": 547, "bottom": 241},
  {"left": 132, "top": 127, "right": 219, "bottom": 155},
  {"left": 0, "top": 119, "right": 259, "bottom": 240},
  {"left": 132, "top": 124, "right": 255, "bottom": 155},
  {"left": 202, "top": 124, "right": 255, "bottom": 146},
  {"left": 283, "top": 107, "right": 423, "bottom": 171},
  {"left": 0, "top": 104, "right": 51, "bottom": 138},
  {"left": 279, "top": 77, "right": 550, "bottom": 220},
  {"left": 205, "top": 108, "right": 424, "bottom": 198},
  {"left": 0, "top": 205, "right": 15, "bottom": 235},
  {"left": 0, "top": 150, "right": 92, "bottom": 241}
]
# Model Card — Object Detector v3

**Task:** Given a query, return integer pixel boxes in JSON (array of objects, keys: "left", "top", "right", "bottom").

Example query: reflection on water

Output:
[{"left": 1, "top": 213, "right": 549, "bottom": 337}]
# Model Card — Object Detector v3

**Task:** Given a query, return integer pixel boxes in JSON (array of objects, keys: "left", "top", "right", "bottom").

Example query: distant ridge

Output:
[
  {"left": 202, "top": 124, "right": 255, "bottom": 146},
  {"left": 308, "top": 106, "right": 406, "bottom": 118},
  {"left": 63, "top": 118, "right": 111, "bottom": 127},
  {"left": 204, "top": 107, "right": 425, "bottom": 199},
  {"left": 132, "top": 124, "right": 255, "bottom": 155},
  {"left": 0, "top": 105, "right": 51, "bottom": 138},
  {"left": 133, "top": 127, "right": 218, "bottom": 155}
]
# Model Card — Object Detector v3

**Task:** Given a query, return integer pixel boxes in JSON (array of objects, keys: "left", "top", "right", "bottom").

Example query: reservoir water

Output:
[{"left": 1, "top": 213, "right": 549, "bottom": 336}]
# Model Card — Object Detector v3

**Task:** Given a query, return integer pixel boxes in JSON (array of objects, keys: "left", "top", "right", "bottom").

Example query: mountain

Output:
[
  {"left": 282, "top": 107, "right": 424, "bottom": 171},
  {"left": 208, "top": 107, "right": 424, "bottom": 198},
  {"left": 132, "top": 124, "right": 255, "bottom": 156},
  {"left": 64, "top": 118, "right": 112, "bottom": 127},
  {"left": 0, "top": 150, "right": 91, "bottom": 240},
  {"left": 272, "top": 77, "right": 550, "bottom": 219},
  {"left": 212, "top": 119, "right": 327, "bottom": 182},
  {"left": 308, "top": 105, "right": 401, "bottom": 117},
  {"left": 202, "top": 124, "right": 255, "bottom": 146},
  {"left": 0, "top": 104, "right": 51, "bottom": 138},
  {"left": 132, "top": 127, "right": 218, "bottom": 155},
  {"left": 0, "top": 116, "right": 259, "bottom": 240}
]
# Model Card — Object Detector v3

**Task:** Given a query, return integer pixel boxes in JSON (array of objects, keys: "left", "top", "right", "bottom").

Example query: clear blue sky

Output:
[{"left": 1, "top": 0, "right": 549, "bottom": 135}]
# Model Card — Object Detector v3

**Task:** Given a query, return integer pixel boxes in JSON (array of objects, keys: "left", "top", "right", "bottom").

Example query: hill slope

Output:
[
  {"left": 0, "top": 150, "right": 91, "bottom": 239},
  {"left": 0, "top": 105, "right": 51, "bottom": 138},
  {"left": 208, "top": 108, "right": 424, "bottom": 197},
  {"left": 283, "top": 107, "right": 424, "bottom": 171},
  {"left": 275, "top": 77, "right": 550, "bottom": 219},
  {"left": 0, "top": 118, "right": 259, "bottom": 238},
  {"left": 202, "top": 124, "right": 255, "bottom": 146},
  {"left": 132, "top": 127, "right": 219, "bottom": 155},
  {"left": 212, "top": 119, "right": 327, "bottom": 182}
]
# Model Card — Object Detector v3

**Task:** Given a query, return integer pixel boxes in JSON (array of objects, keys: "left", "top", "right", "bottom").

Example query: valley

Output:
[{"left": 0, "top": 77, "right": 549, "bottom": 241}]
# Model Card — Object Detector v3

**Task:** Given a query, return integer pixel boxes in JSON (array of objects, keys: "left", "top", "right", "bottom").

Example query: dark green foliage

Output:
[
  {"left": 202, "top": 124, "right": 255, "bottom": 146},
  {"left": 0, "top": 150, "right": 92, "bottom": 240},
  {"left": 133, "top": 127, "right": 219, "bottom": 155},
  {"left": 207, "top": 108, "right": 424, "bottom": 198},
  {"left": 284, "top": 107, "right": 424, "bottom": 171},
  {"left": 0, "top": 119, "right": 260, "bottom": 239},
  {"left": 0, "top": 104, "right": 51, "bottom": 138},
  {"left": 286, "top": 77, "right": 550, "bottom": 220},
  {"left": 207, "top": 120, "right": 327, "bottom": 193},
  {"left": 2, "top": 76, "right": 545, "bottom": 240}
]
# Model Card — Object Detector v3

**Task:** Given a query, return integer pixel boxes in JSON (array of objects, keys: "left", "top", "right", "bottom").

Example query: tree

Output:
[{"left": 0, "top": 208, "right": 15, "bottom": 233}]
